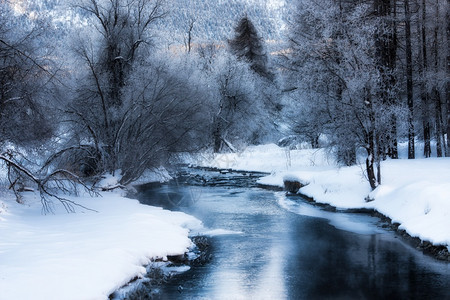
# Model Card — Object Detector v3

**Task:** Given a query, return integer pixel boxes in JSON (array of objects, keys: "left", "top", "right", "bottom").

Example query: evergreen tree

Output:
[{"left": 228, "top": 16, "right": 269, "bottom": 78}]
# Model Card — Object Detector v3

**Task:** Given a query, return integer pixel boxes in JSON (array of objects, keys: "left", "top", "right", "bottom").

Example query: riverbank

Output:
[
  {"left": 0, "top": 183, "right": 203, "bottom": 300},
  {"left": 189, "top": 143, "right": 450, "bottom": 261}
]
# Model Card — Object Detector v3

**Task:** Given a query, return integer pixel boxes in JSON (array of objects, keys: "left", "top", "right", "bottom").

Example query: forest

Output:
[{"left": 0, "top": 0, "right": 448, "bottom": 211}]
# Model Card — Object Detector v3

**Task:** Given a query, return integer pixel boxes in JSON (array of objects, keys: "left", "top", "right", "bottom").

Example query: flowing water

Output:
[{"left": 136, "top": 169, "right": 450, "bottom": 299}]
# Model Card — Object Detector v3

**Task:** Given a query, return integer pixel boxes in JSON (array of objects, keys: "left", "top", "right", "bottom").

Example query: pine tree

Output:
[{"left": 228, "top": 16, "right": 268, "bottom": 78}]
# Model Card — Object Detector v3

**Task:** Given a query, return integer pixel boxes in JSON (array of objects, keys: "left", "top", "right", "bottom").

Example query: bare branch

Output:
[{"left": 0, "top": 152, "right": 98, "bottom": 214}]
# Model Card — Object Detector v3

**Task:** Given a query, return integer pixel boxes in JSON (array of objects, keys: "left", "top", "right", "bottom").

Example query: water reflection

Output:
[
  {"left": 283, "top": 214, "right": 450, "bottom": 299},
  {"left": 277, "top": 193, "right": 384, "bottom": 235},
  {"left": 138, "top": 182, "right": 450, "bottom": 300}
]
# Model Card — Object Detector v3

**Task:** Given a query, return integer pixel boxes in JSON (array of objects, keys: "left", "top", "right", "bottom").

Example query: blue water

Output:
[{"left": 137, "top": 172, "right": 450, "bottom": 300}]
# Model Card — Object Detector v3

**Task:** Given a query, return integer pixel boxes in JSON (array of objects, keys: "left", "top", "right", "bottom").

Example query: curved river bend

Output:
[{"left": 137, "top": 170, "right": 450, "bottom": 299}]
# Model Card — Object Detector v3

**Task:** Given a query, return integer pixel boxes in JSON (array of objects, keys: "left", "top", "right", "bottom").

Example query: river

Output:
[{"left": 136, "top": 169, "right": 450, "bottom": 299}]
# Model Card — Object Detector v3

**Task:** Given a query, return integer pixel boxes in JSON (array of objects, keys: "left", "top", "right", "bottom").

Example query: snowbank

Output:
[
  {"left": 197, "top": 144, "right": 450, "bottom": 252},
  {"left": 190, "top": 143, "right": 334, "bottom": 172},
  {"left": 0, "top": 191, "right": 202, "bottom": 300}
]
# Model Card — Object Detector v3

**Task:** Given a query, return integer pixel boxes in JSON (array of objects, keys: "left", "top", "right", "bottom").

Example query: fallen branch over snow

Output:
[{"left": 0, "top": 151, "right": 98, "bottom": 214}]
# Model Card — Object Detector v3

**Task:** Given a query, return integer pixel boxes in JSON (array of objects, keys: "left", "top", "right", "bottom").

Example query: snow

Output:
[
  {"left": 189, "top": 143, "right": 333, "bottom": 172},
  {"left": 2, "top": 143, "right": 449, "bottom": 299},
  {"left": 194, "top": 144, "right": 450, "bottom": 252},
  {"left": 131, "top": 167, "right": 172, "bottom": 185},
  {"left": 0, "top": 191, "right": 202, "bottom": 300},
  {"left": 97, "top": 167, "right": 172, "bottom": 188}
]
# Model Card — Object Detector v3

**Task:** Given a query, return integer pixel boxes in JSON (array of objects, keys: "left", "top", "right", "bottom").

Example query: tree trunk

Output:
[
  {"left": 366, "top": 134, "right": 377, "bottom": 190},
  {"left": 390, "top": 0, "right": 399, "bottom": 159},
  {"left": 213, "top": 124, "right": 222, "bottom": 153},
  {"left": 365, "top": 89, "right": 377, "bottom": 190},
  {"left": 435, "top": 88, "right": 444, "bottom": 157},
  {"left": 446, "top": 3, "right": 450, "bottom": 156},
  {"left": 374, "top": 0, "right": 398, "bottom": 159},
  {"left": 420, "top": 0, "right": 432, "bottom": 158},
  {"left": 405, "top": 0, "right": 415, "bottom": 159},
  {"left": 187, "top": 18, "right": 195, "bottom": 53},
  {"left": 432, "top": 0, "right": 444, "bottom": 157},
  {"left": 389, "top": 115, "right": 398, "bottom": 159},
  {"left": 376, "top": 132, "right": 382, "bottom": 185},
  {"left": 423, "top": 119, "right": 431, "bottom": 157}
]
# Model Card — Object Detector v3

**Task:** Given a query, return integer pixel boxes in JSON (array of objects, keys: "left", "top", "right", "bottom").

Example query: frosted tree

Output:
[
  {"left": 227, "top": 15, "right": 281, "bottom": 144},
  {"left": 158, "top": 0, "right": 282, "bottom": 48},
  {"left": 286, "top": 0, "right": 405, "bottom": 189},
  {"left": 212, "top": 54, "right": 256, "bottom": 152},
  {"left": 207, "top": 50, "right": 276, "bottom": 153},
  {"left": 76, "top": 0, "right": 166, "bottom": 107}
]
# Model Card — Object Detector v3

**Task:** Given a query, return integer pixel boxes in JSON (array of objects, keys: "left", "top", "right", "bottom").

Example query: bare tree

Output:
[
  {"left": 75, "top": 0, "right": 166, "bottom": 106},
  {"left": 64, "top": 0, "right": 215, "bottom": 184},
  {"left": 0, "top": 3, "right": 56, "bottom": 147},
  {"left": 68, "top": 0, "right": 165, "bottom": 175}
]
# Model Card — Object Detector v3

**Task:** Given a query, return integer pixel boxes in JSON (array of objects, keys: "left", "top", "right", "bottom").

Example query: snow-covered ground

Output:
[
  {"left": 0, "top": 187, "right": 202, "bottom": 300},
  {"left": 192, "top": 143, "right": 450, "bottom": 253}
]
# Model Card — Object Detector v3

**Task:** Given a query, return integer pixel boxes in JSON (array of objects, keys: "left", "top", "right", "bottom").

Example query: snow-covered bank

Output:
[
  {"left": 0, "top": 191, "right": 202, "bottom": 300},
  {"left": 193, "top": 144, "right": 450, "bottom": 255}
]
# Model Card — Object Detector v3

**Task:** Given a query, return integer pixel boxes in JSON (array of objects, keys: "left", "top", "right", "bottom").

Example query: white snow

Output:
[
  {"left": 97, "top": 167, "right": 172, "bottom": 189},
  {"left": 194, "top": 143, "right": 450, "bottom": 251},
  {"left": 0, "top": 191, "right": 202, "bottom": 300},
  {"left": 131, "top": 167, "right": 173, "bottom": 185},
  {"left": 189, "top": 143, "right": 333, "bottom": 172}
]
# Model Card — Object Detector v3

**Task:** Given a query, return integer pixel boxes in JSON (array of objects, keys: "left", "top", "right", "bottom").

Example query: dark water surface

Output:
[{"left": 137, "top": 171, "right": 450, "bottom": 300}]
